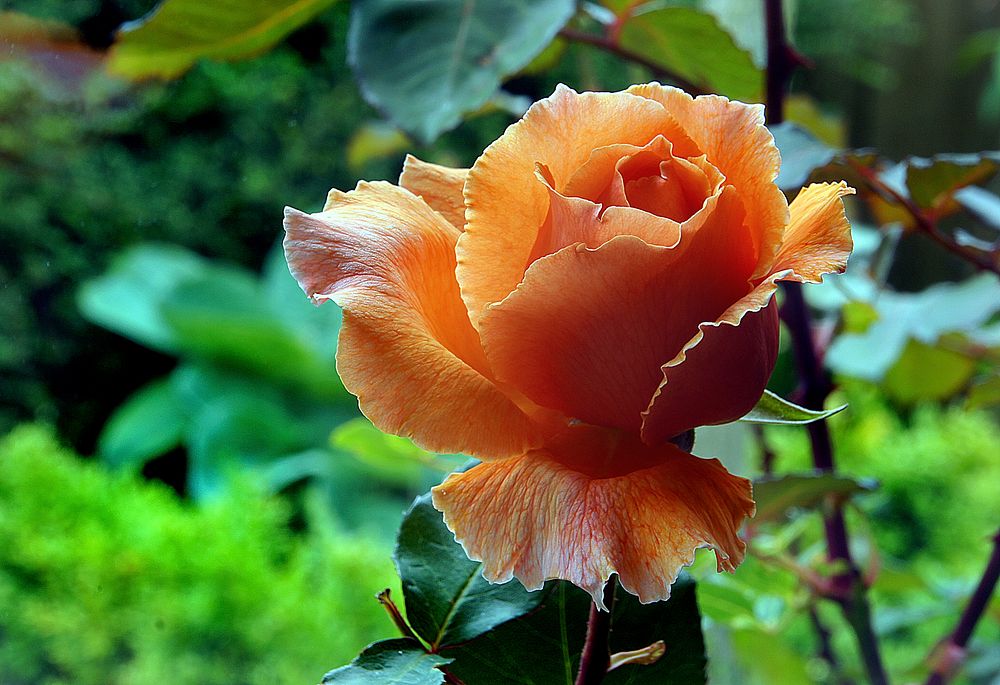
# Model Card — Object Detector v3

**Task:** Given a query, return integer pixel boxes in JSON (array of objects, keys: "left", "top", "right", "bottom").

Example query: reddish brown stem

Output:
[
  {"left": 765, "top": 1, "right": 889, "bottom": 683},
  {"left": 574, "top": 582, "right": 617, "bottom": 685},
  {"left": 925, "top": 529, "right": 1000, "bottom": 685},
  {"left": 849, "top": 162, "right": 1000, "bottom": 276}
]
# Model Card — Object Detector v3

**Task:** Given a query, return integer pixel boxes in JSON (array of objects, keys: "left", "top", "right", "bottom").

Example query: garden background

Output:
[{"left": 1, "top": 0, "right": 999, "bottom": 683}]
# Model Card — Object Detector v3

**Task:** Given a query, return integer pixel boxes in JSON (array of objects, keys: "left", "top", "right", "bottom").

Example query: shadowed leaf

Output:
[
  {"left": 395, "top": 494, "right": 545, "bottom": 649},
  {"left": 753, "top": 473, "right": 877, "bottom": 523},
  {"left": 348, "top": 0, "right": 574, "bottom": 142}
]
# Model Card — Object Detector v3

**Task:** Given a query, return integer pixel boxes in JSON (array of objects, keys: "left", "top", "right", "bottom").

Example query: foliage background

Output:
[{"left": 1, "top": 0, "right": 998, "bottom": 683}]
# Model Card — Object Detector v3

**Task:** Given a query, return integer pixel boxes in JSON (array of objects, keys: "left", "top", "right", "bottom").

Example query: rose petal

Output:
[
  {"left": 284, "top": 181, "right": 545, "bottom": 459},
  {"left": 628, "top": 83, "right": 789, "bottom": 277},
  {"left": 432, "top": 427, "right": 755, "bottom": 606},
  {"left": 641, "top": 282, "right": 781, "bottom": 444},
  {"left": 458, "top": 85, "right": 691, "bottom": 327},
  {"left": 771, "top": 182, "right": 855, "bottom": 283},
  {"left": 527, "top": 164, "right": 682, "bottom": 262},
  {"left": 398, "top": 154, "right": 469, "bottom": 231},
  {"left": 480, "top": 188, "right": 755, "bottom": 432}
]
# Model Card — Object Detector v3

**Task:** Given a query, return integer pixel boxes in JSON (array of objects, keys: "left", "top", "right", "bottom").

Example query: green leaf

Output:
[
  {"left": 161, "top": 267, "right": 347, "bottom": 401},
  {"left": 77, "top": 243, "right": 206, "bottom": 352},
  {"left": 321, "top": 638, "right": 451, "bottom": 684},
  {"left": 905, "top": 152, "right": 1000, "bottom": 211},
  {"left": 445, "top": 577, "right": 706, "bottom": 685},
  {"left": 769, "top": 122, "right": 838, "bottom": 192},
  {"left": 347, "top": 122, "right": 411, "bottom": 173},
  {"left": 967, "top": 374, "right": 1000, "bottom": 409},
  {"left": 394, "top": 494, "right": 545, "bottom": 649},
  {"left": 882, "top": 339, "right": 976, "bottom": 404},
  {"left": 97, "top": 379, "right": 188, "bottom": 469},
  {"left": 752, "top": 473, "right": 876, "bottom": 523},
  {"left": 107, "top": 0, "right": 340, "bottom": 79},
  {"left": 331, "top": 418, "right": 429, "bottom": 487},
  {"left": 348, "top": 0, "right": 575, "bottom": 142},
  {"left": 739, "top": 390, "right": 846, "bottom": 425},
  {"left": 617, "top": 7, "right": 762, "bottom": 102}
]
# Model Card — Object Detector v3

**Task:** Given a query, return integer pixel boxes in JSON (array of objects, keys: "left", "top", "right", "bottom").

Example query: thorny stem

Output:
[
  {"left": 925, "top": 528, "right": 1000, "bottom": 685},
  {"left": 558, "top": 27, "right": 705, "bottom": 95},
  {"left": 764, "top": 1, "right": 890, "bottom": 684},
  {"left": 574, "top": 582, "right": 617, "bottom": 685},
  {"left": 848, "top": 162, "right": 1000, "bottom": 276}
]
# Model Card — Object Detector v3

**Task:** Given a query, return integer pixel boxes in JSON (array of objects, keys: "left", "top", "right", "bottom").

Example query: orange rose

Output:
[{"left": 284, "top": 83, "right": 853, "bottom": 606}]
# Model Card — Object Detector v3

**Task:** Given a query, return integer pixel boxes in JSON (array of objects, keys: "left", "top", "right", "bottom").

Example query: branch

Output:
[
  {"left": 764, "top": 1, "right": 890, "bottom": 684},
  {"left": 558, "top": 27, "right": 705, "bottom": 95},
  {"left": 925, "top": 528, "right": 1000, "bottom": 685},
  {"left": 848, "top": 162, "right": 1000, "bottom": 276},
  {"left": 574, "top": 581, "right": 617, "bottom": 685}
]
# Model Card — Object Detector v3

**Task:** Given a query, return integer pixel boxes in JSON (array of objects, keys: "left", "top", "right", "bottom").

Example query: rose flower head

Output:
[{"left": 284, "top": 83, "right": 853, "bottom": 607}]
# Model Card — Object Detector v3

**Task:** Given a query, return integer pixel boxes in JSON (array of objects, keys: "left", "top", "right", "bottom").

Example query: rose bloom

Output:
[{"left": 284, "top": 83, "right": 853, "bottom": 607}]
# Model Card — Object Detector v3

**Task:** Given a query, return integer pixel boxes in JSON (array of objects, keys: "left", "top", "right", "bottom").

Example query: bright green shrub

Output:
[{"left": 0, "top": 425, "right": 398, "bottom": 685}]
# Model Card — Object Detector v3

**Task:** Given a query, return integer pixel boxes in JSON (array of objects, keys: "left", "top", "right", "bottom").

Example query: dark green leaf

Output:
[
  {"left": 769, "top": 122, "right": 837, "bottom": 192},
  {"left": 77, "top": 243, "right": 206, "bottom": 352},
  {"left": 618, "top": 7, "right": 762, "bottom": 102},
  {"left": 445, "top": 577, "right": 706, "bottom": 685},
  {"left": 753, "top": 473, "right": 876, "bottom": 523},
  {"left": 97, "top": 379, "right": 188, "bottom": 469},
  {"left": 107, "top": 0, "right": 340, "bottom": 79},
  {"left": 905, "top": 152, "right": 1000, "bottom": 211},
  {"left": 321, "top": 638, "right": 451, "bottom": 684},
  {"left": 739, "top": 390, "right": 846, "bottom": 425},
  {"left": 395, "top": 494, "right": 545, "bottom": 649},
  {"left": 348, "top": 0, "right": 575, "bottom": 142}
]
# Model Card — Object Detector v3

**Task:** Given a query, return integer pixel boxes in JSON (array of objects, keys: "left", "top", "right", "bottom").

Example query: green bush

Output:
[{"left": 0, "top": 425, "right": 399, "bottom": 685}]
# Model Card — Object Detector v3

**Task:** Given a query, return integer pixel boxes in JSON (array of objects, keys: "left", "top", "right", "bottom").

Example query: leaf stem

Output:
[
  {"left": 848, "top": 161, "right": 1000, "bottom": 276},
  {"left": 557, "top": 27, "right": 705, "bottom": 95},
  {"left": 574, "top": 581, "right": 617, "bottom": 685},
  {"left": 764, "top": 1, "right": 890, "bottom": 684},
  {"left": 925, "top": 528, "right": 1000, "bottom": 685}
]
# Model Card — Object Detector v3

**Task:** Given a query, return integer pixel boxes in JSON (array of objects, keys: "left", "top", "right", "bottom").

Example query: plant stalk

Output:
[
  {"left": 574, "top": 581, "right": 617, "bottom": 685},
  {"left": 925, "top": 528, "right": 1000, "bottom": 685},
  {"left": 764, "top": 1, "right": 890, "bottom": 684}
]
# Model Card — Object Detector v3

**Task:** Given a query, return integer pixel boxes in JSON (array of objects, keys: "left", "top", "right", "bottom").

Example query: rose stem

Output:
[
  {"left": 763, "top": 1, "right": 890, "bottom": 684},
  {"left": 574, "top": 581, "right": 617, "bottom": 685},
  {"left": 924, "top": 528, "right": 1000, "bottom": 685}
]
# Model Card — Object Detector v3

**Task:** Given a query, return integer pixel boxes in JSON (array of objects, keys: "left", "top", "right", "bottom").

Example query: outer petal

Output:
[
  {"left": 284, "top": 181, "right": 544, "bottom": 459},
  {"left": 432, "top": 429, "right": 754, "bottom": 606},
  {"left": 398, "top": 155, "right": 469, "bottom": 231},
  {"left": 479, "top": 188, "right": 755, "bottom": 432},
  {"left": 641, "top": 282, "right": 781, "bottom": 444},
  {"left": 627, "top": 83, "right": 788, "bottom": 276},
  {"left": 771, "top": 182, "right": 855, "bottom": 283},
  {"left": 458, "top": 85, "right": 696, "bottom": 327}
]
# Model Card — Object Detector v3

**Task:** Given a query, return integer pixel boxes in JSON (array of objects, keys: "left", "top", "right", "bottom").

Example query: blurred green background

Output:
[{"left": 1, "top": 0, "right": 998, "bottom": 683}]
